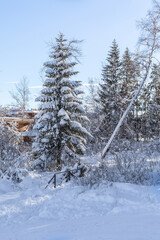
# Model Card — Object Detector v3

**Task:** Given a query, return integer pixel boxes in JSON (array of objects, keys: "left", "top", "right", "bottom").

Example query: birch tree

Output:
[{"left": 10, "top": 77, "right": 30, "bottom": 113}]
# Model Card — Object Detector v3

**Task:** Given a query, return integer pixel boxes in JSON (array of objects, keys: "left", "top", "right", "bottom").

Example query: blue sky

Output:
[{"left": 0, "top": 0, "right": 152, "bottom": 108}]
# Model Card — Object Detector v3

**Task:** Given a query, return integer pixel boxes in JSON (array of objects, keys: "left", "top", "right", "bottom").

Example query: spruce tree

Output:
[
  {"left": 147, "top": 64, "right": 160, "bottom": 138},
  {"left": 120, "top": 48, "right": 139, "bottom": 139},
  {"left": 32, "top": 33, "right": 91, "bottom": 171},
  {"left": 120, "top": 48, "right": 138, "bottom": 103},
  {"left": 134, "top": 84, "right": 149, "bottom": 140},
  {"left": 98, "top": 40, "right": 122, "bottom": 138}
]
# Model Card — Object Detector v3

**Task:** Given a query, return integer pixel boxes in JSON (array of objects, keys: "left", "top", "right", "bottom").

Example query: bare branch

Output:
[{"left": 9, "top": 77, "right": 30, "bottom": 113}]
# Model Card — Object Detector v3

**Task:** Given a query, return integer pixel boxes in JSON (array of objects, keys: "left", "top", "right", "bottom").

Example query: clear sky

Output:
[{"left": 0, "top": 0, "right": 152, "bottom": 108}]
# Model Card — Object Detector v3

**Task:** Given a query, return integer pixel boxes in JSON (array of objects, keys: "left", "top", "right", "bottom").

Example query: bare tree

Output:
[
  {"left": 10, "top": 77, "right": 30, "bottom": 113},
  {"left": 0, "top": 106, "right": 9, "bottom": 117},
  {"left": 102, "top": 0, "right": 160, "bottom": 159}
]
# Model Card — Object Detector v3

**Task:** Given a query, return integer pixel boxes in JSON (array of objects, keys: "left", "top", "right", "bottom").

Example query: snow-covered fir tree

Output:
[
  {"left": 98, "top": 40, "right": 122, "bottom": 138},
  {"left": 120, "top": 48, "right": 139, "bottom": 139},
  {"left": 147, "top": 64, "right": 160, "bottom": 138},
  {"left": 134, "top": 64, "right": 160, "bottom": 140},
  {"left": 120, "top": 48, "right": 138, "bottom": 105},
  {"left": 32, "top": 33, "right": 91, "bottom": 171}
]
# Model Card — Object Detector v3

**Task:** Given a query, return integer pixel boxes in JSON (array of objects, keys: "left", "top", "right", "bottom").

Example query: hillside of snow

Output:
[{"left": 1, "top": 171, "right": 160, "bottom": 240}]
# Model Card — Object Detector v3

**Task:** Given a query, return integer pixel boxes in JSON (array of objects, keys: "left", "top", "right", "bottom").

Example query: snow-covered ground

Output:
[{"left": 1, "top": 171, "right": 160, "bottom": 240}]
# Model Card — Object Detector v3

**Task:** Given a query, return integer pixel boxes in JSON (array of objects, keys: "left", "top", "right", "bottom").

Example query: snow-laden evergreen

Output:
[
  {"left": 32, "top": 33, "right": 91, "bottom": 171},
  {"left": 132, "top": 64, "right": 160, "bottom": 140},
  {"left": 98, "top": 40, "right": 122, "bottom": 138},
  {"left": 98, "top": 43, "right": 141, "bottom": 141},
  {"left": 148, "top": 64, "right": 160, "bottom": 138},
  {"left": 120, "top": 48, "right": 138, "bottom": 105},
  {"left": 119, "top": 48, "right": 139, "bottom": 139}
]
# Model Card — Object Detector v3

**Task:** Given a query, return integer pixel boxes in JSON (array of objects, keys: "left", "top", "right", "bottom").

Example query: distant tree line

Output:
[{"left": 85, "top": 40, "right": 160, "bottom": 154}]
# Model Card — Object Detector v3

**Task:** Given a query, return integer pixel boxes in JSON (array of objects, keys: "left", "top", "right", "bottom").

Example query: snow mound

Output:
[{"left": 1, "top": 173, "right": 160, "bottom": 240}]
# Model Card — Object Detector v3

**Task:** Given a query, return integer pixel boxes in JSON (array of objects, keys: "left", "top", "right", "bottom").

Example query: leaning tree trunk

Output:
[{"left": 102, "top": 4, "right": 160, "bottom": 159}]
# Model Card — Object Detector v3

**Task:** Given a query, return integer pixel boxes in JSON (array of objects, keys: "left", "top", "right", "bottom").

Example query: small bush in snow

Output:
[
  {"left": 79, "top": 141, "right": 160, "bottom": 186},
  {"left": 0, "top": 119, "right": 29, "bottom": 182},
  {"left": 1, "top": 167, "right": 28, "bottom": 183},
  {"left": 106, "top": 151, "right": 157, "bottom": 184},
  {"left": 0, "top": 120, "right": 23, "bottom": 171},
  {"left": 78, "top": 163, "right": 109, "bottom": 188}
]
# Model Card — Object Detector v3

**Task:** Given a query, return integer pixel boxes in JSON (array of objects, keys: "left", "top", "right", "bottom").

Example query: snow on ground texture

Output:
[{"left": 0, "top": 172, "right": 160, "bottom": 240}]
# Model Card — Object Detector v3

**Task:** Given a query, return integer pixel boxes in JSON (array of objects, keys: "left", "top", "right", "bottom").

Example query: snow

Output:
[
  {"left": 71, "top": 121, "right": 81, "bottom": 129},
  {"left": 76, "top": 105, "right": 85, "bottom": 113},
  {"left": 61, "top": 86, "right": 71, "bottom": 94},
  {"left": 44, "top": 78, "right": 56, "bottom": 84},
  {"left": 44, "top": 61, "right": 56, "bottom": 67},
  {"left": 41, "top": 138, "right": 49, "bottom": 143},
  {"left": 45, "top": 68, "right": 56, "bottom": 74},
  {"left": 1, "top": 172, "right": 160, "bottom": 240},
  {"left": 22, "top": 130, "right": 37, "bottom": 136},
  {"left": 60, "top": 119, "right": 67, "bottom": 126},
  {"left": 61, "top": 69, "right": 70, "bottom": 75},
  {"left": 62, "top": 93, "right": 73, "bottom": 101},
  {"left": 58, "top": 108, "right": 66, "bottom": 117},
  {"left": 41, "top": 87, "right": 56, "bottom": 94},
  {"left": 70, "top": 121, "right": 92, "bottom": 137},
  {"left": 58, "top": 109, "right": 70, "bottom": 125}
]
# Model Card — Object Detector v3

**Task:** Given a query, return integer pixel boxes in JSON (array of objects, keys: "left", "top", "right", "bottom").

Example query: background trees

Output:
[
  {"left": 32, "top": 34, "right": 91, "bottom": 171},
  {"left": 97, "top": 40, "right": 140, "bottom": 145},
  {"left": 96, "top": 34, "right": 159, "bottom": 153},
  {"left": 98, "top": 40, "right": 122, "bottom": 139},
  {"left": 119, "top": 48, "right": 139, "bottom": 139},
  {"left": 147, "top": 64, "right": 160, "bottom": 138},
  {"left": 10, "top": 77, "right": 30, "bottom": 114}
]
